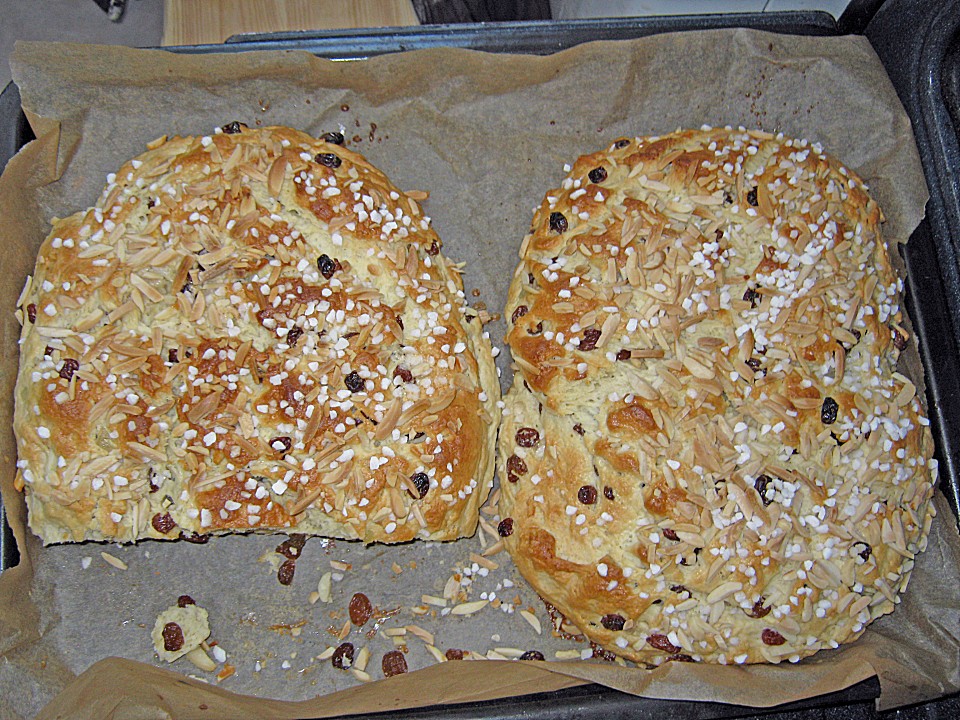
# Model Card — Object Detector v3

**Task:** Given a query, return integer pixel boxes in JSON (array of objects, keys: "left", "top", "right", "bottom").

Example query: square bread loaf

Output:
[{"left": 14, "top": 124, "right": 500, "bottom": 545}]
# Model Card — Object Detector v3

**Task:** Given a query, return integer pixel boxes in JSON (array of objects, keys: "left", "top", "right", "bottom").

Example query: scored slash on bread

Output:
[
  {"left": 14, "top": 124, "right": 500, "bottom": 545},
  {"left": 498, "top": 126, "right": 937, "bottom": 665}
]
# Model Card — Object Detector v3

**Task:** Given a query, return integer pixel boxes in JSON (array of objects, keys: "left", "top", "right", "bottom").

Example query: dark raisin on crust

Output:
[
  {"left": 821, "top": 397, "right": 839, "bottom": 424},
  {"left": 409, "top": 471, "right": 430, "bottom": 499},
  {"left": 579, "top": 328, "right": 602, "bottom": 351},
  {"left": 315, "top": 152, "right": 342, "bottom": 168},
  {"left": 588, "top": 166, "right": 608, "bottom": 184},
  {"left": 515, "top": 428, "right": 540, "bottom": 447},
  {"left": 345, "top": 371, "right": 364, "bottom": 392},
  {"left": 549, "top": 212, "right": 568, "bottom": 234},
  {"left": 600, "top": 613, "right": 625, "bottom": 631},
  {"left": 151, "top": 512, "right": 176, "bottom": 534},
  {"left": 754, "top": 474, "right": 775, "bottom": 506},
  {"left": 578, "top": 486, "right": 598, "bottom": 504},
  {"left": 321, "top": 131, "right": 345, "bottom": 145}
]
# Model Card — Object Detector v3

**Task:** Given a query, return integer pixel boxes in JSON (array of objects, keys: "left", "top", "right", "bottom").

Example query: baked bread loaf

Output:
[
  {"left": 14, "top": 124, "right": 500, "bottom": 545},
  {"left": 498, "top": 127, "right": 937, "bottom": 664}
]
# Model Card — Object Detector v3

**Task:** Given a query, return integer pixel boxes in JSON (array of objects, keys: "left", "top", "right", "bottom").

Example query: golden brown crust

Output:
[
  {"left": 498, "top": 127, "right": 937, "bottom": 665},
  {"left": 14, "top": 124, "right": 500, "bottom": 545}
]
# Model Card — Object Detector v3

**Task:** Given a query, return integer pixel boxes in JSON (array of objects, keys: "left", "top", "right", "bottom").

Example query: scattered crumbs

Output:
[{"left": 100, "top": 551, "right": 128, "bottom": 570}]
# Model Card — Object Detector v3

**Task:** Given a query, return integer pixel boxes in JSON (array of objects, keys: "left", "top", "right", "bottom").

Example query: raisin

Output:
[
  {"left": 322, "top": 131, "right": 345, "bottom": 145},
  {"left": 746, "top": 357, "right": 763, "bottom": 373},
  {"left": 601, "top": 613, "right": 625, "bottom": 631},
  {"left": 497, "top": 518, "right": 514, "bottom": 537},
  {"left": 285, "top": 327, "right": 303, "bottom": 347},
  {"left": 578, "top": 486, "right": 598, "bottom": 505},
  {"left": 393, "top": 366, "right": 414, "bottom": 383},
  {"left": 647, "top": 634, "right": 681, "bottom": 654},
  {"left": 349, "top": 592, "right": 373, "bottom": 626},
  {"left": 527, "top": 321, "right": 543, "bottom": 336},
  {"left": 506, "top": 455, "right": 527, "bottom": 482},
  {"left": 276, "top": 534, "right": 307, "bottom": 560},
  {"left": 162, "top": 622, "right": 185, "bottom": 652},
  {"left": 892, "top": 327, "right": 908, "bottom": 350},
  {"left": 821, "top": 397, "right": 839, "bottom": 424},
  {"left": 317, "top": 253, "right": 337, "bottom": 279},
  {"left": 511, "top": 305, "right": 529, "bottom": 324},
  {"left": 332, "top": 642, "right": 355, "bottom": 669},
  {"left": 614, "top": 139, "right": 631, "bottom": 149},
  {"left": 168, "top": 349, "right": 179, "bottom": 364},
  {"left": 181, "top": 532, "right": 209, "bottom": 544},
  {"left": 754, "top": 474, "right": 774, "bottom": 506},
  {"left": 382, "top": 650, "right": 408, "bottom": 677},
  {"left": 747, "top": 187, "right": 758, "bottom": 207},
  {"left": 177, "top": 595, "right": 196, "bottom": 608},
  {"left": 59, "top": 358, "right": 79, "bottom": 381},
  {"left": 616, "top": 349, "right": 631, "bottom": 361},
  {"left": 315, "top": 152, "right": 342, "bottom": 168},
  {"left": 151, "top": 513, "right": 176, "bottom": 534},
  {"left": 409, "top": 472, "right": 430, "bottom": 499},
  {"left": 221, "top": 121, "right": 245, "bottom": 134},
  {"left": 590, "top": 643, "right": 617, "bottom": 662},
  {"left": 579, "top": 328, "right": 602, "bottom": 351},
  {"left": 573, "top": 423, "right": 585, "bottom": 436},
  {"left": 270, "top": 436, "right": 293, "bottom": 454},
  {"left": 445, "top": 648, "right": 465, "bottom": 661},
  {"left": 515, "top": 428, "right": 539, "bottom": 447},
  {"left": 603, "top": 486, "right": 615, "bottom": 500},
  {"left": 344, "top": 371, "right": 364, "bottom": 393},
  {"left": 549, "top": 211, "right": 568, "bottom": 234},
  {"left": 588, "top": 166, "right": 608, "bottom": 184},
  {"left": 668, "top": 653, "right": 695, "bottom": 663},
  {"left": 670, "top": 584, "right": 689, "bottom": 594},
  {"left": 520, "top": 650, "right": 546, "bottom": 661},
  {"left": 662, "top": 528, "right": 680, "bottom": 541},
  {"left": 277, "top": 559, "right": 296, "bottom": 585},
  {"left": 42, "top": 345, "right": 53, "bottom": 357},
  {"left": 147, "top": 198, "right": 156, "bottom": 209},
  {"left": 745, "top": 598, "right": 771, "bottom": 618},
  {"left": 26, "top": 303, "right": 37, "bottom": 324},
  {"left": 427, "top": 240, "right": 440, "bottom": 256},
  {"left": 743, "top": 287, "right": 760, "bottom": 308},
  {"left": 723, "top": 191, "right": 734, "bottom": 205},
  {"left": 761, "top": 629, "right": 787, "bottom": 646},
  {"left": 855, "top": 542, "right": 872, "bottom": 561}
]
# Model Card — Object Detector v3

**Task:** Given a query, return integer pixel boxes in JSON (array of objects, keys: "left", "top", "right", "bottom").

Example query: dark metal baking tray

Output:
[{"left": 1, "top": 1, "right": 959, "bottom": 717}]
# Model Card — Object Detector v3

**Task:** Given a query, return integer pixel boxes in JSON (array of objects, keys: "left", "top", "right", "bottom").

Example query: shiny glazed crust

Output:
[
  {"left": 14, "top": 125, "right": 500, "bottom": 545},
  {"left": 498, "top": 127, "right": 937, "bottom": 664}
]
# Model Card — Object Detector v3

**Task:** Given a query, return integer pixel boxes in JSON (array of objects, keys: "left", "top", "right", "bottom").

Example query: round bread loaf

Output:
[
  {"left": 498, "top": 127, "right": 937, "bottom": 664},
  {"left": 14, "top": 124, "right": 500, "bottom": 545}
]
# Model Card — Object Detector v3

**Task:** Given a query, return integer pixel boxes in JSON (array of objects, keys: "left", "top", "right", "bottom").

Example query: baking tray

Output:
[{"left": 1, "top": 2, "right": 959, "bottom": 718}]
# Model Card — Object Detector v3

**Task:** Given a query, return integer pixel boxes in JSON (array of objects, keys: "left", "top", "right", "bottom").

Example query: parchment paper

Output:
[{"left": 2, "top": 31, "right": 959, "bottom": 720}]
